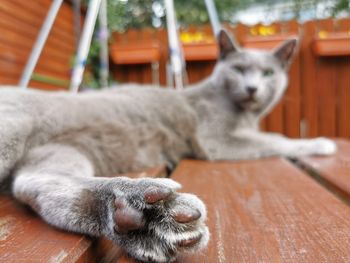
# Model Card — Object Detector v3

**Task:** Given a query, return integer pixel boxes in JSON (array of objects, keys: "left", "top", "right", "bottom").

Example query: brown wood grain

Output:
[
  {"left": 0, "top": 1, "right": 75, "bottom": 51},
  {"left": 313, "top": 20, "right": 337, "bottom": 137},
  {"left": 267, "top": 101, "right": 284, "bottom": 134},
  {"left": 297, "top": 139, "right": 350, "bottom": 199},
  {"left": 0, "top": 0, "right": 76, "bottom": 90},
  {"left": 336, "top": 58, "right": 350, "bottom": 138},
  {"left": 0, "top": 195, "right": 94, "bottom": 263},
  {"left": 283, "top": 20, "right": 301, "bottom": 138},
  {"left": 316, "top": 58, "right": 337, "bottom": 136},
  {"left": 170, "top": 159, "right": 350, "bottom": 262},
  {"left": 0, "top": 166, "right": 166, "bottom": 263},
  {"left": 313, "top": 33, "right": 350, "bottom": 57},
  {"left": 299, "top": 21, "right": 318, "bottom": 137}
]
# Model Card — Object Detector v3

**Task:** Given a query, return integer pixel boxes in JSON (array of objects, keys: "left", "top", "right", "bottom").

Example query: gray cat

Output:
[{"left": 0, "top": 29, "right": 335, "bottom": 262}]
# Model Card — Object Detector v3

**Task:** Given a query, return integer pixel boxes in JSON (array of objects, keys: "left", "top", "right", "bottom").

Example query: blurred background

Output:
[{"left": 0, "top": 0, "right": 349, "bottom": 139}]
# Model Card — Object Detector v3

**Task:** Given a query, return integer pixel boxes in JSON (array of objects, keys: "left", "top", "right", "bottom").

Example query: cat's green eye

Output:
[
  {"left": 263, "top": 69, "right": 274, "bottom": 77},
  {"left": 233, "top": 65, "right": 246, "bottom": 74}
]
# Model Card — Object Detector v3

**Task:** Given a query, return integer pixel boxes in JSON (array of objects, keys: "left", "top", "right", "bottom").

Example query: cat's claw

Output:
[{"left": 108, "top": 178, "right": 209, "bottom": 263}]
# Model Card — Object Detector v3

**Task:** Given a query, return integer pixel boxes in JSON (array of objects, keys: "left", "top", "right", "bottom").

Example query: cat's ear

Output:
[
  {"left": 217, "top": 29, "right": 239, "bottom": 59},
  {"left": 273, "top": 38, "right": 298, "bottom": 70}
]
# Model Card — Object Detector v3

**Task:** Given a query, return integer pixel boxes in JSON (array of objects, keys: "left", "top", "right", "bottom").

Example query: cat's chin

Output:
[{"left": 236, "top": 99, "right": 261, "bottom": 112}]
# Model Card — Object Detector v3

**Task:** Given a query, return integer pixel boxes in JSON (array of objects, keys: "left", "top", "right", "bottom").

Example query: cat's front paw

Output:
[
  {"left": 106, "top": 178, "right": 209, "bottom": 263},
  {"left": 310, "top": 137, "right": 337, "bottom": 156}
]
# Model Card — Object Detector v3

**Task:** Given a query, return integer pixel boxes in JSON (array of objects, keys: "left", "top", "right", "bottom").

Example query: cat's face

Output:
[{"left": 212, "top": 30, "right": 297, "bottom": 113}]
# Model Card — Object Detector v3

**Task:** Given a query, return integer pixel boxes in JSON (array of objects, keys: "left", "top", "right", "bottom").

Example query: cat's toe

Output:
[
  {"left": 172, "top": 206, "right": 201, "bottom": 223},
  {"left": 144, "top": 186, "right": 172, "bottom": 204},
  {"left": 171, "top": 193, "right": 207, "bottom": 223},
  {"left": 137, "top": 177, "right": 182, "bottom": 190},
  {"left": 151, "top": 192, "right": 209, "bottom": 254},
  {"left": 176, "top": 225, "right": 209, "bottom": 253}
]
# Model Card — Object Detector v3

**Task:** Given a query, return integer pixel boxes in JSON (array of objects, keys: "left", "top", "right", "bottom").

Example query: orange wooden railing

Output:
[{"left": 0, "top": 0, "right": 77, "bottom": 90}]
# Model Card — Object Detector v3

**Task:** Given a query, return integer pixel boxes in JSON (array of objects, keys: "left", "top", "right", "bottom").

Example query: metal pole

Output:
[
  {"left": 70, "top": 0, "right": 102, "bottom": 93},
  {"left": 19, "top": 0, "right": 63, "bottom": 88},
  {"left": 72, "top": 0, "right": 82, "bottom": 48},
  {"left": 98, "top": 0, "right": 109, "bottom": 88},
  {"left": 204, "top": 0, "right": 220, "bottom": 36},
  {"left": 164, "top": 0, "right": 184, "bottom": 90}
]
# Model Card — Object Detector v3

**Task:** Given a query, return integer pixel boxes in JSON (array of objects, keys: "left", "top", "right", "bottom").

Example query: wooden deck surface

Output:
[
  {"left": 2, "top": 140, "right": 350, "bottom": 262},
  {"left": 172, "top": 158, "right": 350, "bottom": 262},
  {"left": 0, "top": 166, "right": 166, "bottom": 263},
  {"left": 297, "top": 139, "right": 350, "bottom": 199}
]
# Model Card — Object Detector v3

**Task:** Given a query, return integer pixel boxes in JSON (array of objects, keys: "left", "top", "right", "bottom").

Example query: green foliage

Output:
[
  {"left": 84, "top": 38, "right": 102, "bottom": 89},
  {"left": 83, "top": 0, "right": 349, "bottom": 31},
  {"left": 330, "top": 0, "right": 350, "bottom": 16},
  {"left": 174, "top": 0, "right": 258, "bottom": 26},
  {"left": 107, "top": 0, "right": 161, "bottom": 31},
  {"left": 103, "top": 0, "right": 256, "bottom": 30}
]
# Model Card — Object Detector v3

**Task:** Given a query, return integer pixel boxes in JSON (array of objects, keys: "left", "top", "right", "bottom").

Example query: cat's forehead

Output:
[{"left": 226, "top": 49, "right": 277, "bottom": 67}]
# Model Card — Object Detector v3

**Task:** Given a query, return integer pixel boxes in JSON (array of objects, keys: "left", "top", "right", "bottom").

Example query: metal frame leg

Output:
[
  {"left": 98, "top": 0, "right": 109, "bottom": 88},
  {"left": 19, "top": 0, "right": 64, "bottom": 89},
  {"left": 204, "top": 0, "right": 220, "bottom": 36},
  {"left": 164, "top": 0, "right": 184, "bottom": 90},
  {"left": 70, "top": 0, "right": 102, "bottom": 93}
]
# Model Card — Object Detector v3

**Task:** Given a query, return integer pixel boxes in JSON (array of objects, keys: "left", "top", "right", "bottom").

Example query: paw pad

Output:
[{"left": 114, "top": 199, "right": 144, "bottom": 234}]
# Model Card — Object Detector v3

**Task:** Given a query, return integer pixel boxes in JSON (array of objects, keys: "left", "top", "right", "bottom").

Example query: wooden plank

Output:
[
  {"left": 336, "top": 58, "right": 350, "bottom": 138},
  {"left": 283, "top": 20, "right": 301, "bottom": 138},
  {"left": 141, "top": 65, "right": 152, "bottom": 84},
  {"left": 266, "top": 101, "right": 284, "bottom": 134},
  {"left": 298, "top": 21, "right": 318, "bottom": 137},
  {"left": 315, "top": 58, "right": 337, "bottom": 136},
  {"left": 0, "top": 166, "right": 166, "bottom": 263},
  {"left": 336, "top": 19, "right": 350, "bottom": 138},
  {"left": 259, "top": 117, "right": 268, "bottom": 131},
  {"left": 0, "top": 195, "right": 94, "bottom": 263},
  {"left": 0, "top": 0, "right": 77, "bottom": 90},
  {"left": 0, "top": 1, "right": 75, "bottom": 47},
  {"left": 0, "top": 36, "right": 71, "bottom": 65},
  {"left": 297, "top": 139, "right": 350, "bottom": 199},
  {"left": 0, "top": 11, "right": 75, "bottom": 59},
  {"left": 0, "top": 59, "right": 70, "bottom": 81},
  {"left": 168, "top": 159, "right": 350, "bottom": 262},
  {"left": 11, "top": 0, "right": 74, "bottom": 34},
  {"left": 157, "top": 29, "right": 169, "bottom": 86},
  {"left": 314, "top": 20, "right": 337, "bottom": 137}
]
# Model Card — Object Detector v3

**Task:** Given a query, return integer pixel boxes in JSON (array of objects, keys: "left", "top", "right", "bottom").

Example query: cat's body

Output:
[{"left": 0, "top": 30, "right": 335, "bottom": 262}]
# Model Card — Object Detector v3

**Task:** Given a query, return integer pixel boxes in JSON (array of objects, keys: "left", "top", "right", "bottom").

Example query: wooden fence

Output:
[
  {"left": 0, "top": 0, "right": 77, "bottom": 90},
  {"left": 111, "top": 19, "right": 350, "bottom": 139}
]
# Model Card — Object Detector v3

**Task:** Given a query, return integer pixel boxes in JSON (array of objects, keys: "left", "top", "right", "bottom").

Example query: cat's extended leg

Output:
[
  {"left": 0, "top": 114, "right": 34, "bottom": 183},
  {"left": 206, "top": 129, "right": 336, "bottom": 160},
  {"left": 12, "top": 143, "right": 208, "bottom": 262}
]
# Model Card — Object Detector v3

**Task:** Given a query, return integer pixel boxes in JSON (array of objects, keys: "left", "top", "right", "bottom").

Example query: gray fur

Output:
[{"left": 0, "top": 29, "right": 335, "bottom": 262}]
